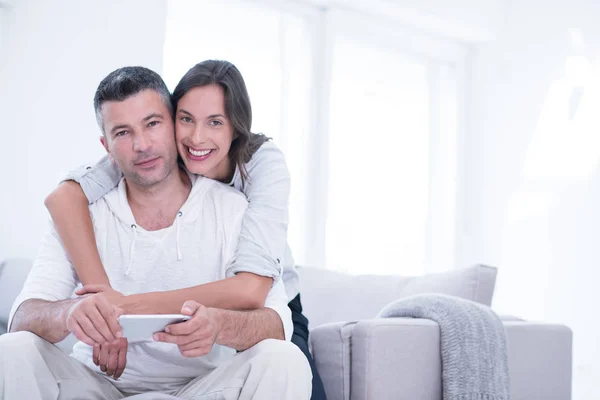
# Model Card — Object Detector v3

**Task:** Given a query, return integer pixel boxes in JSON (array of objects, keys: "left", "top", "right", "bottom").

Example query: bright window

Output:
[
  {"left": 163, "top": 0, "right": 462, "bottom": 275},
  {"left": 325, "top": 35, "right": 430, "bottom": 275}
]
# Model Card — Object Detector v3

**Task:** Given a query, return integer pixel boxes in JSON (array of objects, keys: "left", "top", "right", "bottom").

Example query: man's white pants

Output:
[{"left": 0, "top": 331, "right": 312, "bottom": 399}]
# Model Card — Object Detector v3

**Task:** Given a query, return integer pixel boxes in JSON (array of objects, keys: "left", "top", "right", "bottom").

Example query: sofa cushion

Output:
[{"left": 298, "top": 264, "right": 497, "bottom": 329}]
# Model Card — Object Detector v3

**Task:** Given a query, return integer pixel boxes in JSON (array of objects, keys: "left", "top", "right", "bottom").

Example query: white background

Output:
[{"left": 1, "top": 0, "right": 599, "bottom": 397}]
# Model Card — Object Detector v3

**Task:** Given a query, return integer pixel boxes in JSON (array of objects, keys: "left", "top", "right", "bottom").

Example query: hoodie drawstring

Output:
[
  {"left": 176, "top": 211, "right": 183, "bottom": 261},
  {"left": 126, "top": 224, "right": 137, "bottom": 276}
]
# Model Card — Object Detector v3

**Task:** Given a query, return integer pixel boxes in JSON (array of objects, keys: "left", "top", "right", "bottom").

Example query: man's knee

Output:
[
  {"left": 0, "top": 331, "right": 48, "bottom": 362},
  {"left": 251, "top": 339, "right": 312, "bottom": 377}
]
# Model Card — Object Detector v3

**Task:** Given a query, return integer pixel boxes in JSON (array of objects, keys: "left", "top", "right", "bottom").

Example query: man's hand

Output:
[
  {"left": 94, "top": 337, "right": 128, "bottom": 379},
  {"left": 66, "top": 290, "right": 123, "bottom": 346},
  {"left": 153, "top": 301, "right": 220, "bottom": 357}
]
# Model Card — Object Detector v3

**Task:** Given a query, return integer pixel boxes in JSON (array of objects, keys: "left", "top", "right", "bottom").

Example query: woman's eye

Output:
[
  {"left": 180, "top": 116, "right": 192, "bottom": 123},
  {"left": 209, "top": 120, "right": 223, "bottom": 127}
]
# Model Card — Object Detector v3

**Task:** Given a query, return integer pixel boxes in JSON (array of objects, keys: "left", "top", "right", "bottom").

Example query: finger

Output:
[
  {"left": 94, "top": 299, "right": 122, "bottom": 340},
  {"left": 76, "top": 313, "right": 108, "bottom": 345},
  {"left": 115, "top": 342, "right": 128, "bottom": 379},
  {"left": 178, "top": 338, "right": 212, "bottom": 352},
  {"left": 165, "top": 317, "right": 202, "bottom": 336},
  {"left": 114, "top": 306, "right": 125, "bottom": 318},
  {"left": 98, "top": 345, "right": 109, "bottom": 373},
  {"left": 71, "top": 322, "right": 97, "bottom": 347},
  {"left": 74, "top": 287, "right": 89, "bottom": 296},
  {"left": 153, "top": 332, "right": 198, "bottom": 346},
  {"left": 181, "top": 300, "right": 200, "bottom": 315},
  {"left": 181, "top": 347, "right": 213, "bottom": 358},
  {"left": 153, "top": 332, "right": 179, "bottom": 344},
  {"left": 93, "top": 344, "right": 100, "bottom": 366},
  {"left": 86, "top": 304, "right": 116, "bottom": 343},
  {"left": 81, "top": 284, "right": 110, "bottom": 294},
  {"left": 166, "top": 304, "right": 206, "bottom": 336},
  {"left": 106, "top": 347, "right": 118, "bottom": 377}
]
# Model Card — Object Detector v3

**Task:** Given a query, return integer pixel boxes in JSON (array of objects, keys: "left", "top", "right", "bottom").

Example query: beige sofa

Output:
[{"left": 298, "top": 265, "right": 572, "bottom": 400}]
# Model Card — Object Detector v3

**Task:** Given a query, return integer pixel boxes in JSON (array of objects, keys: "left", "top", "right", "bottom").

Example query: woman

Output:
[{"left": 45, "top": 60, "right": 326, "bottom": 399}]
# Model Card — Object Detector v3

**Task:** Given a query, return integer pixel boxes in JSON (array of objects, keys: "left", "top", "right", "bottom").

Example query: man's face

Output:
[{"left": 100, "top": 90, "right": 177, "bottom": 187}]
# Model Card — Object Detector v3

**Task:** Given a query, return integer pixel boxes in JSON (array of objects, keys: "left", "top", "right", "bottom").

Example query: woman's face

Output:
[{"left": 175, "top": 84, "right": 234, "bottom": 182}]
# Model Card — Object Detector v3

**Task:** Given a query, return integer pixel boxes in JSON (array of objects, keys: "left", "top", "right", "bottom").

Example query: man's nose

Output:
[{"left": 133, "top": 132, "right": 152, "bottom": 152}]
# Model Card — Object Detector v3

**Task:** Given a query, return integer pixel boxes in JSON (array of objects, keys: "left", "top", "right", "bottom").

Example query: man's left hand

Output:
[{"left": 153, "top": 300, "right": 220, "bottom": 357}]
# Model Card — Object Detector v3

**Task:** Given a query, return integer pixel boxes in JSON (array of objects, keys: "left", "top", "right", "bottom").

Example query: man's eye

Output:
[
  {"left": 148, "top": 120, "right": 160, "bottom": 128},
  {"left": 115, "top": 131, "right": 128, "bottom": 137}
]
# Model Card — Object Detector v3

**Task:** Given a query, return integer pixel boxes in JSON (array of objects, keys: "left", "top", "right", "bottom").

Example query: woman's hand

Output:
[
  {"left": 76, "top": 284, "right": 122, "bottom": 303},
  {"left": 153, "top": 301, "right": 220, "bottom": 357},
  {"left": 66, "top": 284, "right": 125, "bottom": 346},
  {"left": 65, "top": 293, "right": 123, "bottom": 346}
]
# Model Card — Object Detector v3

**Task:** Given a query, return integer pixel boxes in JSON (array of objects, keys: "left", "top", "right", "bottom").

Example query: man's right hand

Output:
[
  {"left": 94, "top": 337, "right": 128, "bottom": 379},
  {"left": 65, "top": 293, "right": 123, "bottom": 346}
]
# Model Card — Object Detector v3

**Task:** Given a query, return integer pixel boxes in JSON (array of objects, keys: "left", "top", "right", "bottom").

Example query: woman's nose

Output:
[{"left": 190, "top": 127, "right": 208, "bottom": 145}]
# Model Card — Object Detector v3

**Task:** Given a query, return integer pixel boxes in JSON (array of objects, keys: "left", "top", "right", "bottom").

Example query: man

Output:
[{"left": 0, "top": 66, "right": 312, "bottom": 399}]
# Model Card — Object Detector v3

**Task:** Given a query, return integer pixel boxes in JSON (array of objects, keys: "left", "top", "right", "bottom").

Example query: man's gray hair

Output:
[{"left": 93, "top": 66, "right": 173, "bottom": 133}]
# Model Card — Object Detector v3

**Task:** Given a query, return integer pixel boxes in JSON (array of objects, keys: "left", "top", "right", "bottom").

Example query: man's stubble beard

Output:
[
  {"left": 126, "top": 149, "right": 179, "bottom": 189},
  {"left": 129, "top": 163, "right": 172, "bottom": 187}
]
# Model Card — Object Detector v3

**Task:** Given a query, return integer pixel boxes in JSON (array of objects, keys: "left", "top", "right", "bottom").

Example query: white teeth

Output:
[{"left": 188, "top": 148, "right": 212, "bottom": 157}]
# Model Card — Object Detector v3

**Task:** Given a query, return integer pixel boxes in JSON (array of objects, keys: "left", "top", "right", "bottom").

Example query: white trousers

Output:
[{"left": 0, "top": 331, "right": 312, "bottom": 400}]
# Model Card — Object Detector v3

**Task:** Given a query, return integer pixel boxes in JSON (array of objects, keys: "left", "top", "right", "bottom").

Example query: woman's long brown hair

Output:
[{"left": 172, "top": 60, "right": 270, "bottom": 187}]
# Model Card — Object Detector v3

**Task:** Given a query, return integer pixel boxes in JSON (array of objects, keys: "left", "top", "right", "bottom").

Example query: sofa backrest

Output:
[
  {"left": 297, "top": 265, "right": 497, "bottom": 329},
  {"left": 0, "top": 258, "right": 498, "bottom": 337}
]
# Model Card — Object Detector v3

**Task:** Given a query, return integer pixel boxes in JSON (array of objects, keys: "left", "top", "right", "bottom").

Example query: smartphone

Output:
[{"left": 118, "top": 314, "right": 191, "bottom": 342}]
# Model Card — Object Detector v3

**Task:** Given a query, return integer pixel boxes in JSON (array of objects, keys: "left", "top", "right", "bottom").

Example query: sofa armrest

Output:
[
  {"left": 313, "top": 318, "right": 572, "bottom": 400},
  {"left": 310, "top": 319, "right": 442, "bottom": 400},
  {"left": 311, "top": 321, "right": 358, "bottom": 400},
  {"left": 351, "top": 318, "right": 442, "bottom": 400},
  {"left": 351, "top": 319, "right": 572, "bottom": 400},
  {"left": 503, "top": 321, "right": 572, "bottom": 400}
]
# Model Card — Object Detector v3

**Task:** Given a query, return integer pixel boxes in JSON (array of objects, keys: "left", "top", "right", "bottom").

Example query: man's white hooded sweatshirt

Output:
[{"left": 9, "top": 173, "right": 292, "bottom": 394}]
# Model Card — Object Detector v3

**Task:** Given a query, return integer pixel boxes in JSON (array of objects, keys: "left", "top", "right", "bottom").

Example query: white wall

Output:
[
  {"left": 297, "top": 0, "right": 506, "bottom": 42},
  {"left": 465, "top": 0, "right": 600, "bottom": 397},
  {"left": 0, "top": 0, "right": 167, "bottom": 260}
]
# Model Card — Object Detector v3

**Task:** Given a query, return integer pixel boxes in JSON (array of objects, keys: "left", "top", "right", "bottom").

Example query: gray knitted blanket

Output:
[{"left": 376, "top": 293, "right": 510, "bottom": 400}]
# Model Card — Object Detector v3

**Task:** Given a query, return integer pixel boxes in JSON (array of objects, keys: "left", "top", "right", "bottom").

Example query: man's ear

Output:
[
  {"left": 100, "top": 135, "right": 109, "bottom": 152},
  {"left": 99, "top": 136, "right": 114, "bottom": 162}
]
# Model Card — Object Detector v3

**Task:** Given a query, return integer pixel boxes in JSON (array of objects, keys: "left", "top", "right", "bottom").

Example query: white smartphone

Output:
[{"left": 118, "top": 314, "right": 191, "bottom": 342}]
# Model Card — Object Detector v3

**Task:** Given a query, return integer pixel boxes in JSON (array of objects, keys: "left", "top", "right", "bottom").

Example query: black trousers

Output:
[{"left": 288, "top": 294, "right": 327, "bottom": 400}]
